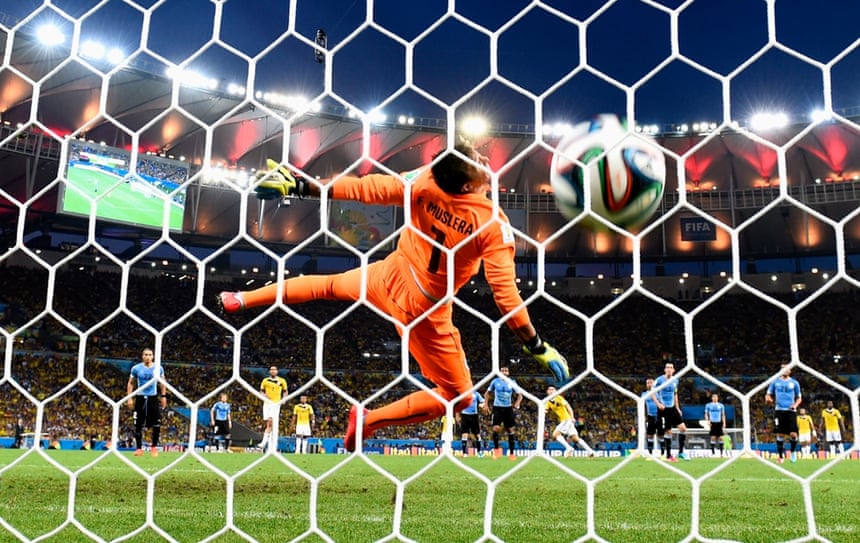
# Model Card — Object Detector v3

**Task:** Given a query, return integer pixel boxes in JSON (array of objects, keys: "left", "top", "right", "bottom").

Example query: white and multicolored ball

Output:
[{"left": 550, "top": 114, "right": 666, "bottom": 230}]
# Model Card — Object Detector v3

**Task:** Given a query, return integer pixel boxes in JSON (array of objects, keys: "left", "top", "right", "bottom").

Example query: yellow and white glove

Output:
[
  {"left": 254, "top": 158, "right": 308, "bottom": 200},
  {"left": 523, "top": 338, "right": 569, "bottom": 385}
]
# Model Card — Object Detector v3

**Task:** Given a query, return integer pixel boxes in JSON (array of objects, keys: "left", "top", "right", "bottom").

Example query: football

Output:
[{"left": 549, "top": 114, "right": 666, "bottom": 230}]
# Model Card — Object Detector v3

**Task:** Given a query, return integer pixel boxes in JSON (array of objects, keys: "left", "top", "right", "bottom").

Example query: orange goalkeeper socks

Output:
[
  {"left": 365, "top": 390, "right": 447, "bottom": 433},
  {"left": 240, "top": 275, "right": 339, "bottom": 308}
]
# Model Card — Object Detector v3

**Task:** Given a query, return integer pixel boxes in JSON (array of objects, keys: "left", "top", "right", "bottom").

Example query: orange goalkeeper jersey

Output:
[{"left": 330, "top": 168, "right": 530, "bottom": 330}]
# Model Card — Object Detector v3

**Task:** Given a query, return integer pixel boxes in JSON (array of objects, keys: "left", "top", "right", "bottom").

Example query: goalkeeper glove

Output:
[
  {"left": 254, "top": 158, "right": 309, "bottom": 200},
  {"left": 523, "top": 336, "right": 569, "bottom": 385}
]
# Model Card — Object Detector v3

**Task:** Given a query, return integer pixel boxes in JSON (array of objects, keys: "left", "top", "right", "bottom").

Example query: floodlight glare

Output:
[
  {"left": 37, "top": 23, "right": 65, "bottom": 46},
  {"left": 461, "top": 116, "right": 487, "bottom": 136},
  {"left": 368, "top": 109, "right": 387, "bottom": 124},
  {"left": 106, "top": 48, "right": 125, "bottom": 65},
  {"left": 543, "top": 122, "right": 572, "bottom": 138},
  {"left": 810, "top": 109, "right": 832, "bottom": 123},
  {"left": 79, "top": 40, "right": 105, "bottom": 59},
  {"left": 226, "top": 83, "right": 246, "bottom": 96},
  {"left": 166, "top": 67, "right": 218, "bottom": 90},
  {"left": 749, "top": 111, "right": 788, "bottom": 131}
]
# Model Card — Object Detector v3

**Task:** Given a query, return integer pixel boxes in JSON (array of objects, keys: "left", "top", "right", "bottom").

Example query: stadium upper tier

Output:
[
  {"left": 1, "top": 28, "right": 859, "bottom": 262},
  {"left": 2, "top": 121, "right": 859, "bottom": 265}
]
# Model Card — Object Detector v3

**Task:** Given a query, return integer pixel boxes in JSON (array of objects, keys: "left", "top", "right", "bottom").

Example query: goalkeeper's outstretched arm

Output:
[
  {"left": 484, "top": 242, "right": 570, "bottom": 385},
  {"left": 254, "top": 159, "right": 406, "bottom": 205}
]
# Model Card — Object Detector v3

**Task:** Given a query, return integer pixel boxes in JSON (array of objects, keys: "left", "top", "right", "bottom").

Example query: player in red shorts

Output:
[{"left": 218, "top": 141, "right": 569, "bottom": 451}]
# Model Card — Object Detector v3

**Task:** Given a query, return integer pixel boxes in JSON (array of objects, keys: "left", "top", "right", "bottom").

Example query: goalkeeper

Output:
[{"left": 218, "top": 141, "right": 569, "bottom": 452}]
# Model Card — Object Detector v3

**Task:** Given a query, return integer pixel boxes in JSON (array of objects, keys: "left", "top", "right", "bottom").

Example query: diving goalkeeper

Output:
[{"left": 218, "top": 141, "right": 569, "bottom": 452}]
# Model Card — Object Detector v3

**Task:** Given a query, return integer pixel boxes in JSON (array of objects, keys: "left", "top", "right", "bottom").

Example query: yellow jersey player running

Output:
[
  {"left": 546, "top": 385, "right": 594, "bottom": 457},
  {"left": 259, "top": 366, "right": 288, "bottom": 453}
]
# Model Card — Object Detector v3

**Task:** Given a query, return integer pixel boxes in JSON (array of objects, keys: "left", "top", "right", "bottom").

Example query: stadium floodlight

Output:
[
  {"left": 542, "top": 122, "right": 572, "bottom": 138},
  {"left": 106, "top": 47, "right": 125, "bottom": 65},
  {"left": 368, "top": 109, "right": 387, "bottom": 124},
  {"left": 461, "top": 116, "right": 487, "bottom": 136},
  {"left": 37, "top": 23, "right": 65, "bottom": 46},
  {"left": 749, "top": 111, "right": 788, "bottom": 131},
  {"left": 165, "top": 66, "right": 218, "bottom": 91},
  {"left": 79, "top": 40, "right": 105, "bottom": 59},
  {"left": 226, "top": 83, "right": 245, "bottom": 96},
  {"left": 810, "top": 109, "right": 832, "bottom": 123}
]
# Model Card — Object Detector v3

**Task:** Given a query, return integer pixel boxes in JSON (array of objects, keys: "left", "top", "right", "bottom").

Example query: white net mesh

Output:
[{"left": 0, "top": 1, "right": 858, "bottom": 542}]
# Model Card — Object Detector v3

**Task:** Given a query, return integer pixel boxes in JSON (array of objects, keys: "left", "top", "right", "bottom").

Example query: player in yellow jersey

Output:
[
  {"left": 291, "top": 395, "right": 315, "bottom": 454},
  {"left": 545, "top": 385, "right": 594, "bottom": 457},
  {"left": 795, "top": 407, "right": 816, "bottom": 458},
  {"left": 259, "top": 366, "right": 288, "bottom": 452},
  {"left": 820, "top": 400, "right": 846, "bottom": 456},
  {"left": 218, "top": 142, "right": 569, "bottom": 452},
  {"left": 438, "top": 414, "right": 456, "bottom": 454}
]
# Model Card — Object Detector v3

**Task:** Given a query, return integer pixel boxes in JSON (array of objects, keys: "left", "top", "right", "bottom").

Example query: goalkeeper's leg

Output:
[
  {"left": 221, "top": 254, "right": 476, "bottom": 452},
  {"left": 348, "top": 323, "right": 473, "bottom": 450},
  {"left": 219, "top": 267, "right": 364, "bottom": 312},
  {"left": 364, "top": 313, "right": 474, "bottom": 432},
  {"left": 219, "top": 254, "right": 427, "bottom": 324}
]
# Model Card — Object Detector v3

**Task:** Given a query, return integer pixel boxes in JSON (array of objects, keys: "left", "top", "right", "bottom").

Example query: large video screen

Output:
[{"left": 60, "top": 140, "right": 188, "bottom": 231}]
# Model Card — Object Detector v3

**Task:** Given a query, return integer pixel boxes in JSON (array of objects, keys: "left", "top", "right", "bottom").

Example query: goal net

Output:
[{"left": 0, "top": 1, "right": 857, "bottom": 542}]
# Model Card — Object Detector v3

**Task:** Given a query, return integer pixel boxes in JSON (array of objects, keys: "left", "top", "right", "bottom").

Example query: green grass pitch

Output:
[
  {"left": 63, "top": 166, "right": 184, "bottom": 230},
  {"left": 0, "top": 450, "right": 858, "bottom": 542}
]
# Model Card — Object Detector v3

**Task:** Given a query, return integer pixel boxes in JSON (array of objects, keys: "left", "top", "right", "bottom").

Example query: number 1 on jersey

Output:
[{"left": 427, "top": 225, "right": 446, "bottom": 273}]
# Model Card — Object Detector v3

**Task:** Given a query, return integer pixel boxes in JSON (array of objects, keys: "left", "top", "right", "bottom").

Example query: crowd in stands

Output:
[{"left": 1, "top": 264, "right": 857, "bottom": 449}]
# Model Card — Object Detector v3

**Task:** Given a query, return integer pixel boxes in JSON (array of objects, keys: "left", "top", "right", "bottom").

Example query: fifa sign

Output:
[{"left": 680, "top": 217, "right": 717, "bottom": 241}]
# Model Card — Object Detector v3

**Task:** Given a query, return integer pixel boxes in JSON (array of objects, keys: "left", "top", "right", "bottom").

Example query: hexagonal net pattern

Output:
[{"left": 0, "top": 1, "right": 858, "bottom": 542}]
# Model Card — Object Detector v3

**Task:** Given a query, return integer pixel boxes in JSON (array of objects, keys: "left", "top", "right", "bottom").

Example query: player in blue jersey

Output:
[
  {"left": 210, "top": 392, "right": 232, "bottom": 452},
  {"left": 127, "top": 348, "right": 167, "bottom": 457},
  {"left": 483, "top": 366, "right": 522, "bottom": 459},
  {"left": 651, "top": 362, "right": 689, "bottom": 461},
  {"left": 642, "top": 378, "right": 663, "bottom": 457},
  {"left": 704, "top": 393, "right": 726, "bottom": 457},
  {"left": 456, "top": 388, "right": 485, "bottom": 456},
  {"left": 765, "top": 363, "right": 802, "bottom": 463}
]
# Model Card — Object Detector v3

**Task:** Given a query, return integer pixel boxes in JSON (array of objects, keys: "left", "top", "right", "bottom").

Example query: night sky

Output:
[{"left": 6, "top": 0, "right": 860, "bottom": 129}]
